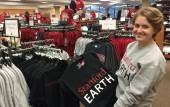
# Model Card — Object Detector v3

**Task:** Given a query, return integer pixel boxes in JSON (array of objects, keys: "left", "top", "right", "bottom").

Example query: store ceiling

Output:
[{"left": 0, "top": 0, "right": 141, "bottom": 7}]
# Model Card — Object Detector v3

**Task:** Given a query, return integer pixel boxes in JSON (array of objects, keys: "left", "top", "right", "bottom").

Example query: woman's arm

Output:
[{"left": 114, "top": 63, "right": 165, "bottom": 107}]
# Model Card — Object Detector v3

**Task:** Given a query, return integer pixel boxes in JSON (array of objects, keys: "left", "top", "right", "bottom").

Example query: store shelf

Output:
[
  {"left": 157, "top": 6, "right": 170, "bottom": 8},
  {"left": 163, "top": 42, "right": 170, "bottom": 45},
  {"left": 156, "top": 1, "right": 170, "bottom": 4},
  {"left": 164, "top": 54, "right": 170, "bottom": 59},
  {"left": 165, "top": 31, "right": 170, "bottom": 33},
  {"left": 163, "top": 12, "right": 170, "bottom": 15},
  {"left": 156, "top": 0, "right": 170, "bottom": 51}
]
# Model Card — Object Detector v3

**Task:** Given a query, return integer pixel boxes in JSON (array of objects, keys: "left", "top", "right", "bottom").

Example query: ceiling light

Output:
[
  {"left": 0, "top": 2, "right": 25, "bottom": 5},
  {"left": 109, "top": 1, "right": 119, "bottom": 3},
  {"left": 115, "top": 5, "right": 123, "bottom": 7},
  {"left": 91, "top": 2, "right": 102, "bottom": 5},
  {"left": 109, "top": 2, "right": 118, "bottom": 5},
  {"left": 99, "top": 0, "right": 110, "bottom": 1},
  {"left": 109, "top": 0, "right": 117, "bottom": 1},
  {"left": 38, "top": 4, "right": 54, "bottom": 8},
  {"left": 41, "top": 2, "right": 47, "bottom": 3},
  {"left": 8, "top": 0, "right": 21, "bottom": 1}
]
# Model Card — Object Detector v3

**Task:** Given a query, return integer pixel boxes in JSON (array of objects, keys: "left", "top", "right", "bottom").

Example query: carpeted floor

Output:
[{"left": 152, "top": 60, "right": 170, "bottom": 107}]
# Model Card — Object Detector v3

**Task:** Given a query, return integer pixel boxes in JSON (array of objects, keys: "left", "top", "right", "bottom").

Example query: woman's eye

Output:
[
  {"left": 134, "top": 24, "right": 139, "bottom": 28},
  {"left": 142, "top": 25, "right": 149, "bottom": 29}
]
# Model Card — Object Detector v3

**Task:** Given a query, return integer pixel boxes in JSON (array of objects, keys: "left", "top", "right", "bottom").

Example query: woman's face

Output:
[{"left": 132, "top": 16, "right": 155, "bottom": 45}]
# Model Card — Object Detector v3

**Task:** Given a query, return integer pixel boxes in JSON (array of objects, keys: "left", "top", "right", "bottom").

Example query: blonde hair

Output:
[{"left": 133, "top": 7, "right": 164, "bottom": 37}]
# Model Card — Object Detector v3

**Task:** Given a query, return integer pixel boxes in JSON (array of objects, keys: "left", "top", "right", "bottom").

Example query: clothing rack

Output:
[
  {"left": 30, "top": 24, "right": 51, "bottom": 29},
  {"left": 0, "top": 42, "right": 68, "bottom": 66},
  {"left": 4, "top": 45, "right": 59, "bottom": 56},
  {"left": 33, "top": 45, "right": 62, "bottom": 53},
  {"left": 1, "top": 45, "right": 60, "bottom": 61},
  {"left": 114, "top": 30, "right": 133, "bottom": 37},
  {"left": 82, "top": 30, "right": 113, "bottom": 39},
  {"left": 99, "top": 31, "right": 114, "bottom": 37},
  {"left": 11, "top": 47, "right": 37, "bottom": 54},
  {"left": 32, "top": 45, "right": 69, "bottom": 60},
  {"left": 115, "top": 30, "right": 132, "bottom": 33},
  {"left": 29, "top": 25, "right": 76, "bottom": 32},
  {"left": 0, "top": 40, "right": 54, "bottom": 58},
  {"left": 48, "top": 25, "right": 75, "bottom": 32},
  {"left": 0, "top": 44, "right": 36, "bottom": 54},
  {"left": 0, "top": 47, "right": 8, "bottom": 52},
  {"left": 21, "top": 39, "right": 54, "bottom": 45}
]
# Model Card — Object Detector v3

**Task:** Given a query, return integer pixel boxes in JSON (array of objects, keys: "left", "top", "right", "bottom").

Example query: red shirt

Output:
[
  {"left": 0, "top": 15, "right": 5, "bottom": 23},
  {"left": 90, "top": 11, "right": 96, "bottom": 19},
  {"left": 60, "top": 8, "right": 74, "bottom": 24},
  {"left": 76, "top": 0, "right": 84, "bottom": 10},
  {"left": 127, "top": 8, "right": 136, "bottom": 18}
]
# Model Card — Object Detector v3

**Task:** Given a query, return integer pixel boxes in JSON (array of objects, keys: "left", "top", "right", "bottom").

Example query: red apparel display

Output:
[
  {"left": 0, "top": 15, "right": 5, "bottom": 23},
  {"left": 0, "top": 12, "right": 7, "bottom": 23},
  {"left": 110, "top": 37, "right": 135, "bottom": 64},
  {"left": 44, "top": 30, "right": 81, "bottom": 57},
  {"left": 60, "top": 8, "right": 74, "bottom": 24},
  {"left": 90, "top": 11, "right": 96, "bottom": 19},
  {"left": 76, "top": 0, "right": 84, "bottom": 10},
  {"left": 127, "top": 8, "right": 136, "bottom": 18}
]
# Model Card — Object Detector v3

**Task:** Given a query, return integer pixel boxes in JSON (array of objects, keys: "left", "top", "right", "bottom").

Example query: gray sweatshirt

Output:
[
  {"left": 0, "top": 74, "right": 7, "bottom": 107},
  {"left": 114, "top": 41, "right": 166, "bottom": 107},
  {"left": 0, "top": 65, "right": 31, "bottom": 107}
]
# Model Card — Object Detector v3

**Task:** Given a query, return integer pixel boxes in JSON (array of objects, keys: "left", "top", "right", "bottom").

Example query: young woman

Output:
[{"left": 114, "top": 7, "right": 167, "bottom": 107}]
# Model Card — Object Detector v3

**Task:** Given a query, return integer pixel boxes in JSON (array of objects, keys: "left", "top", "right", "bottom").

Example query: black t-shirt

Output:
[{"left": 60, "top": 52, "right": 117, "bottom": 107}]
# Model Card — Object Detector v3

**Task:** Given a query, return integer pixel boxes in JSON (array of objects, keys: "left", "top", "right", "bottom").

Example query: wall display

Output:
[
  {"left": 4, "top": 19, "right": 20, "bottom": 37},
  {"left": 99, "top": 20, "right": 116, "bottom": 30}
]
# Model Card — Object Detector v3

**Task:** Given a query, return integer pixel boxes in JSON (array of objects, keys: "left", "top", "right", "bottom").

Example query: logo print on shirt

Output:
[
  {"left": 119, "top": 63, "right": 131, "bottom": 81},
  {"left": 122, "top": 54, "right": 136, "bottom": 72},
  {"left": 96, "top": 53, "right": 105, "bottom": 64},
  {"left": 77, "top": 60, "right": 85, "bottom": 69},
  {"left": 118, "top": 54, "right": 137, "bottom": 81}
]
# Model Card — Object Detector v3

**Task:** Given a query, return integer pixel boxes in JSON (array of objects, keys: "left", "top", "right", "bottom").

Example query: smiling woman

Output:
[
  {"left": 113, "top": 7, "right": 167, "bottom": 107},
  {"left": 133, "top": 15, "right": 155, "bottom": 48},
  {"left": 132, "top": 7, "right": 164, "bottom": 48}
]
